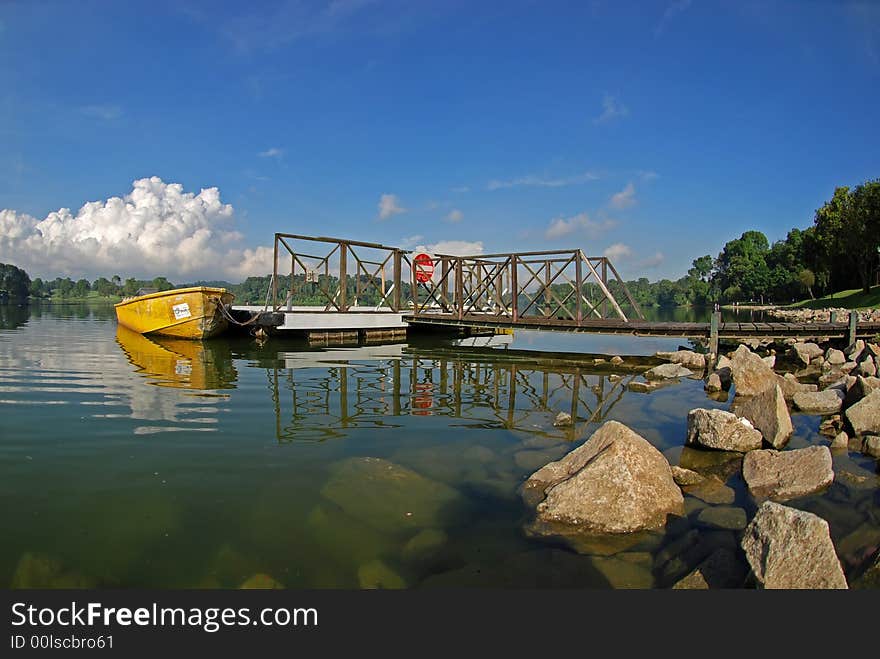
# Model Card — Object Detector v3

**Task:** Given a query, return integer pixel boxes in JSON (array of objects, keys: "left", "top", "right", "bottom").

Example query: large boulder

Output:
[
  {"left": 826, "top": 348, "right": 846, "bottom": 366},
  {"left": 729, "top": 345, "right": 777, "bottom": 396},
  {"left": 523, "top": 421, "right": 684, "bottom": 534},
  {"left": 655, "top": 350, "right": 706, "bottom": 371},
  {"left": 791, "top": 342, "right": 824, "bottom": 366},
  {"left": 845, "top": 389, "right": 880, "bottom": 436},
  {"left": 792, "top": 389, "right": 845, "bottom": 415},
  {"left": 732, "top": 384, "right": 793, "bottom": 449},
  {"left": 645, "top": 363, "right": 693, "bottom": 380},
  {"left": 775, "top": 373, "right": 818, "bottom": 401},
  {"left": 742, "top": 446, "right": 834, "bottom": 501},
  {"left": 686, "top": 408, "right": 763, "bottom": 452},
  {"left": 843, "top": 376, "right": 880, "bottom": 410},
  {"left": 741, "top": 502, "right": 848, "bottom": 589}
]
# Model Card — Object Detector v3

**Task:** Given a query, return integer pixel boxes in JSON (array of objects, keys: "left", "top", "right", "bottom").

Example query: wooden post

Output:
[
  {"left": 511, "top": 255, "right": 518, "bottom": 322},
  {"left": 601, "top": 258, "right": 608, "bottom": 319},
  {"left": 829, "top": 310, "right": 837, "bottom": 324},
  {"left": 575, "top": 252, "right": 583, "bottom": 324},
  {"left": 289, "top": 255, "right": 295, "bottom": 311},
  {"left": 272, "top": 234, "right": 279, "bottom": 309},
  {"left": 392, "top": 250, "right": 401, "bottom": 312},
  {"left": 709, "top": 310, "right": 720, "bottom": 369},
  {"left": 455, "top": 259, "right": 464, "bottom": 320},
  {"left": 848, "top": 311, "right": 858, "bottom": 346},
  {"left": 338, "top": 244, "right": 347, "bottom": 311}
]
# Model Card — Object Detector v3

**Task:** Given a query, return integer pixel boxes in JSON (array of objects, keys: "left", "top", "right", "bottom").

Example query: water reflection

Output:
[
  {"left": 116, "top": 325, "right": 237, "bottom": 390},
  {"left": 0, "top": 305, "right": 28, "bottom": 331},
  {"left": 271, "top": 345, "right": 634, "bottom": 442}
]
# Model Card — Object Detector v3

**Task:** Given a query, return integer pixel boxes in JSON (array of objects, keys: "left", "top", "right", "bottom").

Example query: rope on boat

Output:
[{"left": 217, "top": 300, "right": 263, "bottom": 327}]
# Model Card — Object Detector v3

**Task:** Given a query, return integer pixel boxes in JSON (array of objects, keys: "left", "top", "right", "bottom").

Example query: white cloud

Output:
[
  {"left": 640, "top": 251, "right": 665, "bottom": 268},
  {"left": 655, "top": 0, "right": 693, "bottom": 38},
  {"left": 445, "top": 209, "right": 463, "bottom": 223},
  {"left": 258, "top": 147, "right": 284, "bottom": 158},
  {"left": 427, "top": 240, "right": 483, "bottom": 256},
  {"left": 399, "top": 235, "right": 424, "bottom": 249},
  {"left": 451, "top": 185, "right": 470, "bottom": 193},
  {"left": 80, "top": 105, "right": 122, "bottom": 120},
  {"left": 609, "top": 182, "right": 637, "bottom": 209},
  {"left": 593, "top": 94, "right": 629, "bottom": 125},
  {"left": 377, "top": 193, "right": 406, "bottom": 220},
  {"left": 488, "top": 171, "right": 599, "bottom": 191},
  {"left": 603, "top": 243, "right": 632, "bottom": 261},
  {"left": 638, "top": 170, "right": 659, "bottom": 182},
  {"left": 0, "top": 177, "right": 274, "bottom": 281},
  {"left": 544, "top": 212, "right": 616, "bottom": 240}
]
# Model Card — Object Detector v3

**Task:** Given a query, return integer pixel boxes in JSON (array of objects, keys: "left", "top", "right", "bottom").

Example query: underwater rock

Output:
[
  {"left": 10, "top": 553, "right": 96, "bottom": 589},
  {"left": 239, "top": 573, "right": 284, "bottom": 589},
  {"left": 358, "top": 559, "right": 406, "bottom": 589},
  {"left": 672, "top": 548, "right": 747, "bottom": 589}
]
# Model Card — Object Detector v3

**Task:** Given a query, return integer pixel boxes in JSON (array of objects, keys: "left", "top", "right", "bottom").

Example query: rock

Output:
[
  {"left": 716, "top": 355, "right": 732, "bottom": 371},
  {"left": 553, "top": 411, "right": 573, "bottom": 427},
  {"left": 523, "top": 421, "right": 684, "bottom": 534},
  {"left": 863, "top": 436, "right": 880, "bottom": 458},
  {"left": 672, "top": 548, "right": 747, "bottom": 589},
  {"left": 696, "top": 506, "right": 748, "bottom": 531},
  {"left": 853, "top": 549, "right": 880, "bottom": 589},
  {"left": 671, "top": 466, "right": 705, "bottom": 486},
  {"left": 645, "top": 363, "right": 693, "bottom": 380},
  {"left": 730, "top": 345, "right": 777, "bottom": 396},
  {"left": 682, "top": 476, "right": 736, "bottom": 505},
  {"left": 843, "top": 376, "right": 880, "bottom": 409},
  {"left": 831, "top": 431, "right": 849, "bottom": 450},
  {"left": 856, "top": 355, "right": 877, "bottom": 377},
  {"left": 402, "top": 528, "right": 448, "bottom": 562},
  {"left": 656, "top": 350, "right": 706, "bottom": 370},
  {"left": 358, "top": 560, "right": 406, "bottom": 589},
  {"left": 818, "top": 371, "right": 847, "bottom": 389},
  {"left": 793, "top": 389, "right": 844, "bottom": 414},
  {"left": 10, "top": 553, "right": 96, "bottom": 589},
  {"left": 610, "top": 355, "right": 624, "bottom": 365},
  {"left": 589, "top": 553, "right": 655, "bottom": 589},
  {"left": 732, "top": 384, "right": 793, "bottom": 449},
  {"left": 608, "top": 374, "right": 622, "bottom": 383},
  {"left": 826, "top": 348, "right": 846, "bottom": 365},
  {"left": 677, "top": 446, "right": 743, "bottom": 481},
  {"left": 705, "top": 373, "right": 723, "bottom": 392},
  {"left": 775, "top": 373, "right": 818, "bottom": 401},
  {"left": 845, "top": 339, "right": 866, "bottom": 359},
  {"left": 686, "top": 408, "right": 763, "bottom": 452},
  {"left": 845, "top": 390, "right": 880, "bottom": 436},
  {"left": 741, "top": 501, "right": 848, "bottom": 589},
  {"left": 627, "top": 380, "right": 658, "bottom": 393},
  {"left": 762, "top": 355, "right": 776, "bottom": 369},
  {"left": 239, "top": 573, "right": 284, "bottom": 589},
  {"left": 791, "top": 342, "right": 824, "bottom": 366},
  {"left": 841, "top": 361, "right": 858, "bottom": 374},
  {"left": 742, "top": 446, "right": 834, "bottom": 501},
  {"left": 321, "top": 457, "right": 462, "bottom": 534}
]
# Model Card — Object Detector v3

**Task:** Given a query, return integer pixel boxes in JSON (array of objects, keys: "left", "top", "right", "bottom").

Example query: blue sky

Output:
[{"left": 1, "top": 0, "right": 878, "bottom": 281}]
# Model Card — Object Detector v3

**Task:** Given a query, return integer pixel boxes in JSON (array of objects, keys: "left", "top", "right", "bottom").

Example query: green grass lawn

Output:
[
  {"left": 786, "top": 284, "right": 880, "bottom": 310},
  {"left": 45, "top": 291, "right": 121, "bottom": 303}
]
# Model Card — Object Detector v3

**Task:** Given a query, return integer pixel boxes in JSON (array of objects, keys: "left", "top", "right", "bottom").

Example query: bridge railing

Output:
[
  {"left": 270, "top": 234, "right": 644, "bottom": 322},
  {"left": 409, "top": 249, "right": 645, "bottom": 323}
]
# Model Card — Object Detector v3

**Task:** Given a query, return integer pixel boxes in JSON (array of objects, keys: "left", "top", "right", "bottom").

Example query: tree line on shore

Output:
[{"left": 2, "top": 179, "right": 876, "bottom": 308}]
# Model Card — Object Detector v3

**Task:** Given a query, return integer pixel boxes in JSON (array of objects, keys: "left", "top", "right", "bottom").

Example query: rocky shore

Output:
[{"left": 523, "top": 336, "right": 880, "bottom": 589}]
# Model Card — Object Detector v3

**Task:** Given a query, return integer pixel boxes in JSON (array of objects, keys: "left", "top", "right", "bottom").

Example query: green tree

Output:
[
  {"left": 0, "top": 263, "right": 31, "bottom": 304},
  {"left": 715, "top": 231, "right": 770, "bottom": 302}
]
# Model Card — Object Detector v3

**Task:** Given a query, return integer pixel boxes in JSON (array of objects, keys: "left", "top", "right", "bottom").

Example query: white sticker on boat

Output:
[
  {"left": 175, "top": 360, "right": 192, "bottom": 376},
  {"left": 172, "top": 303, "right": 192, "bottom": 320}
]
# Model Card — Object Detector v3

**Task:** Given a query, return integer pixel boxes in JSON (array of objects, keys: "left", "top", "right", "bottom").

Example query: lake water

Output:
[{"left": 1, "top": 304, "right": 877, "bottom": 588}]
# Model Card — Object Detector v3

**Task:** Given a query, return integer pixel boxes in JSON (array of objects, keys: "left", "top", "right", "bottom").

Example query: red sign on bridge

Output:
[{"left": 413, "top": 253, "right": 435, "bottom": 283}]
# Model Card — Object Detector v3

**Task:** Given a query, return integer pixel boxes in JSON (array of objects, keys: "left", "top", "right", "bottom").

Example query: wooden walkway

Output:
[{"left": 404, "top": 312, "right": 880, "bottom": 341}]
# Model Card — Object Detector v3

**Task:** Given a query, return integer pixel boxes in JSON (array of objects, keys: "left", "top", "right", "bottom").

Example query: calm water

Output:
[{"left": 1, "top": 304, "right": 877, "bottom": 588}]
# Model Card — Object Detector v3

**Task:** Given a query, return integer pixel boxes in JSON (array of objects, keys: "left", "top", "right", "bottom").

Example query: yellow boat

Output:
[{"left": 115, "top": 286, "right": 235, "bottom": 339}]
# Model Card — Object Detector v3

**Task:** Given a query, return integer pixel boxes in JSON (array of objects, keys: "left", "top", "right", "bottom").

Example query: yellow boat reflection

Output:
[{"left": 116, "top": 325, "right": 237, "bottom": 390}]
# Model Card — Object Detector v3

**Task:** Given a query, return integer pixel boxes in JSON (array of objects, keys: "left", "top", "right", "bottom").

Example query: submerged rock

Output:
[
  {"left": 732, "top": 384, "right": 793, "bottom": 449},
  {"left": 655, "top": 350, "right": 706, "bottom": 371},
  {"left": 239, "top": 573, "right": 284, "bottom": 589},
  {"left": 645, "top": 363, "right": 693, "bottom": 380},
  {"left": 696, "top": 506, "right": 747, "bottom": 531},
  {"left": 402, "top": 528, "right": 448, "bottom": 562},
  {"left": 741, "top": 502, "right": 847, "bottom": 589},
  {"left": 553, "top": 411, "right": 573, "bottom": 427},
  {"left": 672, "top": 548, "right": 747, "bottom": 589},
  {"left": 686, "top": 408, "right": 763, "bottom": 452},
  {"left": 671, "top": 466, "right": 705, "bottom": 486},
  {"left": 321, "top": 457, "right": 462, "bottom": 534},
  {"left": 10, "top": 553, "right": 96, "bottom": 589},
  {"left": 742, "top": 446, "right": 834, "bottom": 501},
  {"left": 683, "top": 476, "right": 736, "bottom": 505},
  {"left": 358, "top": 559, "right": 406, "bottom": 589},
  {"left": 523, "top": 421, "right": 684, "bottom": 534}
]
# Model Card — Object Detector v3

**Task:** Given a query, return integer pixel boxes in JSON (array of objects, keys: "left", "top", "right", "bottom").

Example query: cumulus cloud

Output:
[
  {"left": 428, "top": 240, "right": 483, "bottom": 256},
  {"left": 603, "top": 243, "right": 632, "bottom": 261},
  {"left": 258, "top": 147, "right": 284, "bottom": 158},
  {"left": 544, "top": 212, "right": 616, "bottom": 240},
  {"left": 593, "top": 94, "right": 629, "bottom": 125},
  {"left": 0, "top": 177, "right": 274, "bottom": 281},
  {"left": 609, "top": 182, "right": 637, "bottom": 209},
  {"left": 445, "top": 209, "right": 463, "bottom": 223},
  {"left": 488, "top": 171, "right": 598, "bottom": 191},
  {"left": 377, "top": 193, "right": 406, "bottom": 220},
  {"left": 640, "top": 251, "right": 665, "bottom": 268}
]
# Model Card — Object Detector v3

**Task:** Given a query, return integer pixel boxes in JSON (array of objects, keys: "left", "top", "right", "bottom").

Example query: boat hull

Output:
[{"left": 115, "top": 287, "right": 235, "bottom": 339}]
